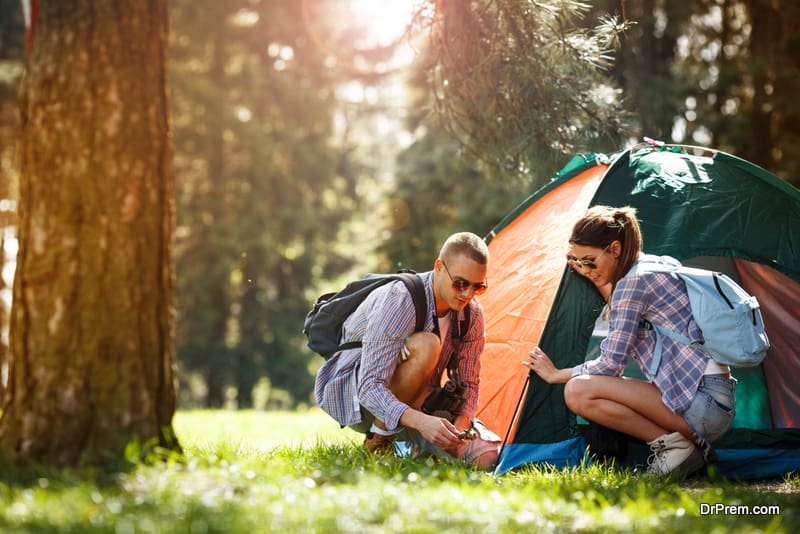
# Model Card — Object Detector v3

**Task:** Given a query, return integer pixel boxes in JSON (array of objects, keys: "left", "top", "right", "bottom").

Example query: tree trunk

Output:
[
  {"left": 235, "top": 259, "right": 262, "bottom": 410},
  {"left": 0, "top": 0, "right": 177, "bottom": 467},
  {"left": 205, "top": 363, "right": 226, "bottom": 408},
  {"left": 0, "top": 230, "right": 5, "bottom": 401},
  {"left": 743, "top": 0, "right": 793, "bottom": 178}
]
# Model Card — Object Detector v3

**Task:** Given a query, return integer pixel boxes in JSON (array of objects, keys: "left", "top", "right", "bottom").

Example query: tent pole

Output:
[{"left": 497, "top": 372, "right": 531, "bottom": 462}]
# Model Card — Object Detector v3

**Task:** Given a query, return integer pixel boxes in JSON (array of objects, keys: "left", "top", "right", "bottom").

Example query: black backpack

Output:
[{"left": 303, "top": 271, "right": 427, "bottom": 359}]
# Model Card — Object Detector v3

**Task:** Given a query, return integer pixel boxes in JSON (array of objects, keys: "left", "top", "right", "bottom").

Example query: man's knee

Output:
[
  {"left": 402, "top": 331, "right": 441, "bottom": 371},
  {"left": 390, "top": 332, "right": 441, "bottom": 403},
  {"left": 404, "top": 331, "right": 440, "bottom": 355}
]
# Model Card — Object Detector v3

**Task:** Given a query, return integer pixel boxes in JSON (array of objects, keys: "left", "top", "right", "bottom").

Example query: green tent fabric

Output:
[
  {"left": 484, "top": 142, "right": 800, "bottom": 479},
  {"left": 595, "top": 148, "right": 800, "bottom": 277}
]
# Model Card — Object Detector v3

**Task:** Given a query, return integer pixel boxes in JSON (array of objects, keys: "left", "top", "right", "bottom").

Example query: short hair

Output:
[
  {"left": 570, "top": 205, "right": 642, "bottom": 284},
  {"left": 439, "top": 232, "right": 489, "bottom": 265}
]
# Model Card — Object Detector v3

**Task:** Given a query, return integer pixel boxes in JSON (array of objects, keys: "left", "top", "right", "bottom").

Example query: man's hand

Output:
[{"left": 400, "top": 409, "right": 462, "bottom": 450}]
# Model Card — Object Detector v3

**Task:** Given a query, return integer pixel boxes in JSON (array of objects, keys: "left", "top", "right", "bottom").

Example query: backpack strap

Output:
[
  {"left": 641, "top": 319, "right": 703, "bottom": 376},
  {"left": 337, "top": 272, "right": 427, "bottom": 352},
  {"left": 456, "top": 305, "right": 471, "bottom": 341},
  {"left": 444, "top": 304, "right": 472, "bottom": 381},
  {"left": 397, "top": 272, "right": 427, "bottom": 335}
]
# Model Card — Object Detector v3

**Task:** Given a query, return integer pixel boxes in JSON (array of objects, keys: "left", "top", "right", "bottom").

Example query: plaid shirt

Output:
[
  {"left": 314, "top": 270, "right": 485, "bottom": 430},
  {"left": 572, "top": 254, "right": 709, "bottom": 414}
]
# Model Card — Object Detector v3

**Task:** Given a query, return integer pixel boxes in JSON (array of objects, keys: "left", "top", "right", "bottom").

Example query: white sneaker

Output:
[{"left": 646, "top": 432, "right": 705, "bottom": 476}]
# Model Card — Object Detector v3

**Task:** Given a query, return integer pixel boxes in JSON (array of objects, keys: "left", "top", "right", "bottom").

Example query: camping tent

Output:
[{"left": 475, "top": 142, "right": 800, "bottom": 479}]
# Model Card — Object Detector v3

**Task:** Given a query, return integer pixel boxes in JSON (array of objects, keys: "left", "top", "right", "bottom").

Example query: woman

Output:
[{"left": 523, "top": 206, "right": 736, "bottom": 476}]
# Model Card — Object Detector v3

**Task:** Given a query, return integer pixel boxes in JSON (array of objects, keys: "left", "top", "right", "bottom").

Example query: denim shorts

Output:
[{"left": 682, "top": 374, "right": 737, "bottom": 446}]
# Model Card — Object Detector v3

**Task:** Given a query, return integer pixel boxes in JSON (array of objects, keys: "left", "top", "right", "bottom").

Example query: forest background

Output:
[{"left": 0, "top": 0, "right": 797, "bottom": 415}]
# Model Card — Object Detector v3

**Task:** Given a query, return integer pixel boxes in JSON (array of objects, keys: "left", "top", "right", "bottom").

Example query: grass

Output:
[{"left": 0, "top": 409, "right": 797, "bottom": 533}]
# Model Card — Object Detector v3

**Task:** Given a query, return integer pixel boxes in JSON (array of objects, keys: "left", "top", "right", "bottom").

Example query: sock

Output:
[{"left": 369, "top": 423, "right": 400, "bottom": 436}]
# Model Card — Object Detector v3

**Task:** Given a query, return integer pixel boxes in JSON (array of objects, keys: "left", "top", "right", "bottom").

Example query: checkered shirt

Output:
[
  {"left": 314, "top": 270, "right": 485, "bottom": 430},
  {"left": 572, "top": 255, "right": 710, "bottom": 414}
]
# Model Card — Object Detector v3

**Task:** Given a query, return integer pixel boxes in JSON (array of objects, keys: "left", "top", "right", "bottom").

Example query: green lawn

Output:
[
  {"left": 0, "top": 409, "right": 797, "bottom": 533},
  {"left": 174, "top": 408, "right": 361, "bottom": 450}
]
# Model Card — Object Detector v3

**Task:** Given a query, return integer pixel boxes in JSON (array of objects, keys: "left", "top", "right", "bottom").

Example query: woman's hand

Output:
[{"left": 523, "top": 346, "right": 572, "bottom": 384}]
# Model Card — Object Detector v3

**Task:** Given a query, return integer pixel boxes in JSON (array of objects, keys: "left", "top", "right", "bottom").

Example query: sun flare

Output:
[
  {"left": 346, "top": 0, "right": 427, "bottom": 46},
  {"left": 302, "top": 0, "right": 431, "bottom": 74}
]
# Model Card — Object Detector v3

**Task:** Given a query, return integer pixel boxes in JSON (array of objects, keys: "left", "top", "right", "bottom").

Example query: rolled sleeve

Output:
[{"left": 572, "top": 274, "right": 647, "bottom": 378}]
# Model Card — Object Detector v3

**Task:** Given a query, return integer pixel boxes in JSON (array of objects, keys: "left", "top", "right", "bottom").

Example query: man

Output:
[{"left": 314, "top": 232, "right": 500, "bottom": 469}]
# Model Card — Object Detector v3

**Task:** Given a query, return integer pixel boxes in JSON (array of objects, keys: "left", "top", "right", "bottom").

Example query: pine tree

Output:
[{"left": 0, "top": 0, "right": 177, "bottom": 466}]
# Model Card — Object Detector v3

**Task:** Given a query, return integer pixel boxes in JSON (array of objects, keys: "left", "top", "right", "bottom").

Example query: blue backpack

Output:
[{"left": 634, "top": 255, "right": 770, "bottom": 374}]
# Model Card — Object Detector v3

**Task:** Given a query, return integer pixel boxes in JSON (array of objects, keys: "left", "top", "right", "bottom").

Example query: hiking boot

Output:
[
  {"left": 364, "top": 431, "right": 396, "bottom": 454},
  {"left": 646, "top": 432, "right": 705, "bottom": 476}
]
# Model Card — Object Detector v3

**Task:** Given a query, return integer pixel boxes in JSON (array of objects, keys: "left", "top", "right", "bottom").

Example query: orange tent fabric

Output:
[{"left": 476, "top": 163, "right": 608, "bottom": 439}]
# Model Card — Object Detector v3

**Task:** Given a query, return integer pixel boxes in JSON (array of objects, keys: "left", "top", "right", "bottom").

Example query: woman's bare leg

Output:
[{"left": 564, "top": 374, "right": 692, "bottom": 442}]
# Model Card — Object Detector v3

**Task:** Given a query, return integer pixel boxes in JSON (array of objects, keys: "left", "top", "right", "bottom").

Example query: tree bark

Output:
[{"left": 0, "top": 0, "right": 177, "bottom": 467}]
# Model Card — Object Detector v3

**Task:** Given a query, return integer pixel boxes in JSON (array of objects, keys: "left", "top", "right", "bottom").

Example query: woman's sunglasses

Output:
[
  {"left": 442, "top": 261, "right": 488, "bottom": 295},
  {"left": 567, "top": 243, "right": 611, "bottom": 270}
]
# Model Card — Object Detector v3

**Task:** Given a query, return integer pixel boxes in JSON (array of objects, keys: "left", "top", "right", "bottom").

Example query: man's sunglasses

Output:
[
  {"left": 567, "top": 243, "right": 611, "bottom": 270},
  {"left": 441, "top": 261, "right": 488, "bottom": 295}
]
